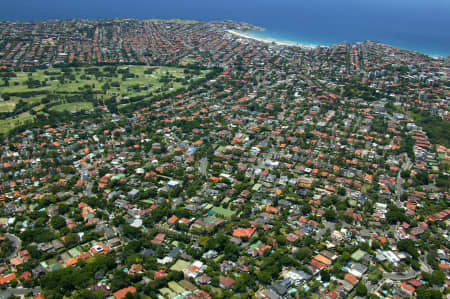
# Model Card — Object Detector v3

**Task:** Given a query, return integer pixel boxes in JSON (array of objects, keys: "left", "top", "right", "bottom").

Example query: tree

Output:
[
  {"left": 397, "top": 239, "right": 419, "bottom": 259},
  {"left": 301, "top": 204, "right": 311, "bottom": 215},
  {"left": 110, "top": 270, "right": 131, "bottom": 292},
  {"left": 112, "top": 216, "right": 125, "bottom": 227},
  {"left": 321, "top": 270, "right": 330, "bottom": 282},
  {"left": 337, "top": 187, "right": 346, "bottom": 196},
  {"left": 430, "top": 270, "right": 445, "bottom": 286},
  {"left": 125, "top": 293, "right": 140, "bottom": 299},
  {"left": 257, "top": 271, "right": 272, "bottom": 284},
  {"left": 64, "top": 233, "right": 79, "bottom": 248},
  {"left": 416, "top": 286, "right": 442, "bottom": 299},
  {"left": 410, "top": 258, "right": 421, "bottom": 270},
  {"left": 386, "top": 205, "right": 408, "bottom": 224},
  {"left": 414, "top": 171, "right": 430, "bottom": 186},
  {"left": 73, "top": 290, "right": 105, "bottom": 299},
  {"left": 167, "top": 271, "right": 184, "bottom": 282},
  {"left": 51, "top": 216, "right": 66, "bottom": 230},
  {"left": 324, "top": 209, "right": 337, "bottom": 221},
  {"left": 0, "top": 238, "right": 13, "bottom": 258},
  {"left": 355, "top": 282, "right": 368, "bottom": 296},
  {"left": 58, "top": 204, "right": 70, "bottom": 215},
  {"left": 234, "top": 277, "right": 247, "bottom": 293},
  {"left": 294, "top": 247, "right": 312, "bottom": 261},
  {"left": 401, "top": 170, "right": 410, "bottom": 179},
  {"left": 223, "top": 242, "right": 240, "bottom": 261},
  {"left": 122, "top": 224, "right": 142, "bottom": 239}
]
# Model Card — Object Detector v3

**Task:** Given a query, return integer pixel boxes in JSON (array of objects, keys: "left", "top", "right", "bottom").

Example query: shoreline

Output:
[
  {"left": 227, "top": 30, "right": 319, "bottom": 49},
  {"left": 228, "top": 30, "right": 449, "bottom": 58}
]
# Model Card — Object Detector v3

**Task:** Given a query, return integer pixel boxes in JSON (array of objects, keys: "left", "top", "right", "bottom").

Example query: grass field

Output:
[
  {"left": 179, "top": 58, "right": 199, "bottom": 66},
  {"left": 0, "top": 65, "right": 208, "bottom": 133},
  {"left": 0, "top": 112, "right": 35, "bottom": 133},
  {"left": 50, "top": 102, "right": 93, "bottom": 112},
  {"left": 0, "top": 65, "right": 204, "bottom": 97},
  {"left": 0, "top": 100, "right": 16, "bottom": 112},
  {"left": 211, "top": 206, "right": 235, "bottom": 218}
]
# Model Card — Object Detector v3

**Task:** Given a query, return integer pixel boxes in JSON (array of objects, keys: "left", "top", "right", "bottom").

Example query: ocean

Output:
[{"left": 1, "top": 0, "right": 449, "bottom": 57}]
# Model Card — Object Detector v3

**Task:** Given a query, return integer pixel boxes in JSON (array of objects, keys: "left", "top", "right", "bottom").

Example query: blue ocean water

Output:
[{"left": 1, "top": 0, "right": 449, "bottom": 57}]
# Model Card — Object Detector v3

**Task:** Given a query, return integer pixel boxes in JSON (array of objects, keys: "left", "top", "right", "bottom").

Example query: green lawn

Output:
[{"left": 211, "top": 206, "right": 236, "bottom": 218}]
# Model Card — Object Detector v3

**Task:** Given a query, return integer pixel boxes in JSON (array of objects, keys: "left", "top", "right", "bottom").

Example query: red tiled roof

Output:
[
  {"left": 113, "top": 286, "right": 136, "bottom": 299},
  {"left": 0, "top": 273, "right": 16, "bottom": 284},
  {"left": 327, "top": 291, "right": 339, "bottom": 299},
  {"left": 168, "top": 215, "right": 178, "bottom": 224},
  {"left": 401, "top": 283, "right": 415, "bottom": 293},
  {"left": 232, "top": 227, "right": 256, "bottom": 238},
  {"left": 220, "top": 277, "right": 235, "bottom": 289},
  {"left": 310, "top": 259, "right": 326, "bottom": 270},
  {"left": 344, "top": 273, "right": 358, "bottom": 285}
]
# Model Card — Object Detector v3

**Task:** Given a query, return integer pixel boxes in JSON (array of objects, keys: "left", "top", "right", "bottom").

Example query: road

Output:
[
  {"left": 199, "top": 157, "right": 208, "bottom": 177},
  {"left": 402, "top": 156, "right": 412, "bottom": 172},
  {"left": 258, "top": 147, "right": 275, "bottom": 169},
  {"left": 154, "top": 224, "right": 198, "bottom": 241},
  {"left": 421, "top": 252, "right": 433, "bottom": 273},
  {"left": 5, "top": 233, "right": 21, "bottom": 259},
  {"left": 369, "top": 269, "right": 418, "bottom": 296},
  {"left": 394, "top": 156, "right": 412, "bottom": 204},
  {"left": 371, "top": 278, "right": 388, "bottom": 297},
  {"left": 395, "top": 169, "right": 403, "bottom": 203},
  {"left": 372, "top": 262, "right": 417, "bottom": 295},
  {"left": 382, "top": 269, "right": 417, "bottom": 281},
  {"left": 85, "top": 181, "right": 94, "bottom": 197},
  {"left": 0, "top": 287, "right": 41, "bottom": 299},
  {"left": 363, "top": 276, "right": 377, "bottom": 294}
]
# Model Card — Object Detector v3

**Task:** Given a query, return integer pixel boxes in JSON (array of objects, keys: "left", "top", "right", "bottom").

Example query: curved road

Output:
[
  {"left": 421, "top": 253, "right": 433, "bottom": 273},
  {"left": 4, "top": 233, "right": 21, "bottom": 259},
  {"left": 382, "top": 269, "right": 417, "bottom": 281},
  {"left": 0, "top": 287, "right": 41, "bottom": 299}
]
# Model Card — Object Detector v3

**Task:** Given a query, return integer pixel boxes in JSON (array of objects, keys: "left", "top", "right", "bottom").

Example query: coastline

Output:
[{"left": 227, "top": 30, "right": 318, "bottom": 49}]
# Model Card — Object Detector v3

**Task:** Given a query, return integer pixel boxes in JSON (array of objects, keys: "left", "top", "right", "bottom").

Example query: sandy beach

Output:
[{"left": 227, "top": 30, "right": 317, "bottom": 49}]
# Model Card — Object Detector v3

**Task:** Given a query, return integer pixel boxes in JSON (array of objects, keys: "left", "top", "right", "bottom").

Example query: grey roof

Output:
[
  {"left": 140, "top": 248, "right": 155, "bottom": 256},
  {"left": 351, "top": 262, "right": 368, "bottom": 273},
  {"left": 263, "top": 289, "right": 282, "bottom": 299}
]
